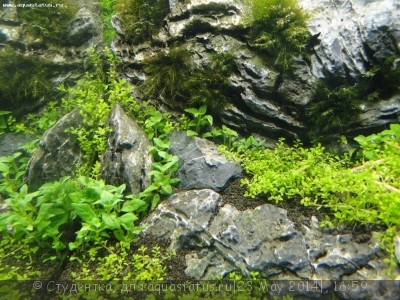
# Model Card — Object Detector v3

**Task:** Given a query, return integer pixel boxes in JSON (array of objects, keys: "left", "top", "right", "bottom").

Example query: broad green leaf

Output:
[
  {"left": 102, "top": 213, "right": 120, "bottom": 230},
  {"left": 71, "top": 203, "right": 97, "bottom": 224},
  {"left": 118, "top": 213, "right": 138, "bottom": 230},
  {"left": 121, "top": 199, "right": 147, "bottom": 213}
]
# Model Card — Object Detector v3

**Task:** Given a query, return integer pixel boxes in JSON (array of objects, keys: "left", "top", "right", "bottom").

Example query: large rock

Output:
[
  {"left": 24, "top": 109, "right": 83, "bottom": 191},
  {"left": 101, "top": 105, "right": 152, "bottom": 194},
  {"left": 301, "top": 0, "right": 400, "bottom": 80},
  {"left": 112, "top": 0, "right": 400, "bottom": 142},
  {"left": 141, "top": 190, "right": 398, "bottom": 298},
  {"left": 141, "top": 189, "right": 222, "bottom": 251},
  {"left": 0, "top": 1, "right": 102, "bottom": 116},
  {"left": 169, "top": 131, "right": 242, "bottom": 191}
]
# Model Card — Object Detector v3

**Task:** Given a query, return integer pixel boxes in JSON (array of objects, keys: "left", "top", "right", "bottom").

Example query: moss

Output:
[
  {"left": 359, "top": 55, "right": 400, "bottom": 101},
  {"left": 114, "top": 0, "right": 169, "bottom": 44},
  {"left": 141, "top": 47, "right": 239, "bottom": 112},
  {"left": 17, "top": 0, "right": 77, "bottom": 45},
  {"left": 306, "top": 80, "right": 361, "bottom": 136},
  {"left": 0, "top": 47, "right": 55, "bottom": 115},
  {"left": 244, "top": 0, "right": 311, "bottom": 71}
]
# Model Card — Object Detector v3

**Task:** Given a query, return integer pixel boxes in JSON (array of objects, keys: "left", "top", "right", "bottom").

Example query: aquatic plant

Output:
[
  {"left": 306, "top": 80, "right": 361, "bottom": 136},
  {"left": 141, "top": 47, "right": 239, "bottom": 111},
  {"left": 244, "top": 0, "right": 311, "bottom": 71},
  {"left": 114, "top": 0, "right": 169, "bottom": 44},
  {"left": 17, "top": 0, "right": 77, "bottom": 44},
  {"left": 0, "top": 47, "right": 54, "bottom": 115}
]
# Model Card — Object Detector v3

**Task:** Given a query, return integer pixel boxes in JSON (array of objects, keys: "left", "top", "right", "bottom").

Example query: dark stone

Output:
[
  {"left": 169, "top": 131, "right": 242, "bottom": 191},
  {"left": 24, "top": 109, "right": 83, "bottom": 191},
  {"left": 101, "top": 104, "right": 152, "bottom": 194}
]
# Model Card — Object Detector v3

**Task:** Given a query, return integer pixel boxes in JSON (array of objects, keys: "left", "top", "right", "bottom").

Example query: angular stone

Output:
[
  {"left": 141, "top": 189, "right": 222, "bottom": 251},
  {"left": 169, "top": 131, "right": 242, "bottom": 191},
  {"left": 100, "top": 104, "right": 152, "bottom": 194},
  {"left": 25, "top": 109, "right": 83, "bottom": 191}
]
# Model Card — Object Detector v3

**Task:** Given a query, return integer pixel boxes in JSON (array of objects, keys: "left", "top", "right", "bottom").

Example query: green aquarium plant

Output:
[
  {"left": 100, "top": 0, "right": 119, "bottom": 43},
  {"left": 0, "top": 47, "right": 55, "bottom": 114},
  {"left": 306, "top": 80, "right": 361, "bottom": 136},
  {"left": 141, "top": 47, "right": 238, "bottom": 111},
  {"left": 244, "top": 0, "right": 311, "bottom": 70},
  {"left": 16, "top": 0, "right": 77, "bottom": 44}
]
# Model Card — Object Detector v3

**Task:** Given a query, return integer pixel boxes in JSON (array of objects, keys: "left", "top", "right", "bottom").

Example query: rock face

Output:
[
  {"left": 112, "top": 0, "right": 400, "bottom": 141},
  {"left": 0, "top": 1, "right": 103, "bottom": 115},
  {"left": 142, "top": 190, "right": 400, "bottom": 299},
  {"left": 302, "top": 0, "right": 400, "bottom": 80},
  {"left": 101, "top": 105, "right": 152, "bottom": 194},
  {"left": 24, "top": 109, "right": 83, "bottom": 191},
  {"left": 169, "top": 131, "right": 242, "bottom": 191}
]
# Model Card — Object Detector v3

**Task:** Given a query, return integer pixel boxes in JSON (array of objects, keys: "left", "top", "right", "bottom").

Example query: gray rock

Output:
[
  {"left": 100, "top": 105, "right": 152, "bottom": 194},
  {"left": 25, "top": 109, "right": 83, "bottom": 191},
  {"left": 141, "top": 191, "right": 395, "bottom": 297},
  {"left": 67, "top": 5, "right": 102, "bottom": 47},
  {"left": 395, "top": 235, "right": 400, "bottom": 265},
  {"left": 166, "top": 0, "right": 243, "bottom": 39},
  {"left": 301, "top": 0, "right": 400, "bottom": 80},
  {"left": 141, "top": 189, "right": 222, "bottom": 251},
  {"left": 112, "top": 0, "right": 400, "bottom": 142},
  {"left": 0, "top": 1, "right": 102, "bottom": 116},
  {"left": 169, "top": 131, "right": 242, "bottom": 191},
  {"left": 0, "top": 133, "right": 35, "bottom": 158}
]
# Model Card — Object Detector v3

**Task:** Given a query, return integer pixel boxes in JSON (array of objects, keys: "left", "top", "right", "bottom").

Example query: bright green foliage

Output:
[
  {"left": 59, "top": 48, "right": 135, "bottom": 177},
  {"left": 70, "top": 243, "right": 174, "bottom": 281},
  {"left": 0, "top": 111, "right": 14, "bottom": 136},
  {"left": 0, "top": 236, "right": 43, "bottom": 280},
  {"left": 114, "top": 0, "right": 169, "bottom": 44},
  {"left": 0, "top": 139, "right": 38, "bottom": 198},
  {"left": 141, "top": 48, "right": 238, "bottom": 111},
  {"left": 183, "top": 105, "right": 213, "bottom": 136},
  {"left": 244, "top": 0, "right": 310, "bottom": 70},
  {"left": 306, "top": 80, "right": 361, "bottom": 136},
  {"left": 100, "top": 0, "right": 119, "bottom": 43},
  {"left": 0, "top": 176, "right": 146, "bottom": 252},
  {"left": 16, "top": 0, "right": 77, "bottom": 44},
  {"left": 0, "top": 47, "right": 55, "bottom": 113},
  {"left": 231, "top": 124, "right": 400, "bottom": 267}
]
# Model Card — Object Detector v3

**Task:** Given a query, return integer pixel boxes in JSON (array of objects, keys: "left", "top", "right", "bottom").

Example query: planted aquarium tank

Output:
[{"left": 0, "top": 0, "right": 399, "bottom": 298}]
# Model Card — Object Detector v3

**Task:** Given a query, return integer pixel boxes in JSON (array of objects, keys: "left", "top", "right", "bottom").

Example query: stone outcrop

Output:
[
  {"left": 24, "top": 109, "right": 83, "bottom": 191},
  {"left": 169, "top": 131, "right": 242, "bottom": 191},
  {"left": 101, "top": 105, "right": 152, "bottom": 194},
  {"left": 111, "top": 0, "right": 400, "bottom": 141},
  {"left": 141, "top": 189, "right": 400, "bottom": 299},
  {"left": 0, "top": 1, "right": 103, "bottom": 115}
]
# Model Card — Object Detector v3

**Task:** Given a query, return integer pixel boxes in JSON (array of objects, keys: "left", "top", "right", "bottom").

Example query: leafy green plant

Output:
[
  {"left": 0, "top": 176, "right": 146, "bottom": 253},
  {"left": 59, "top": 48, "right": 134, "bottom": 177},
  {"left": 100, "top": 0, "right": 119, "bottom": 43},
  {"left": 0, "top": 111, "right": 14, "bottom": 136},
  {"left": 244, "top": 0, "right": 311, "bottom": 70},
  {"left": 114, "top": 0, "right": 169, "bottom": 44},
  {"left": 0, "top": 139, "right": 38, "bottom": 197},
  {"left": 182, "top": 105, "right": 213, "bottom": 136},
  {"left": 360, "top": 55, "right": 400, "bottom": 101}
]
